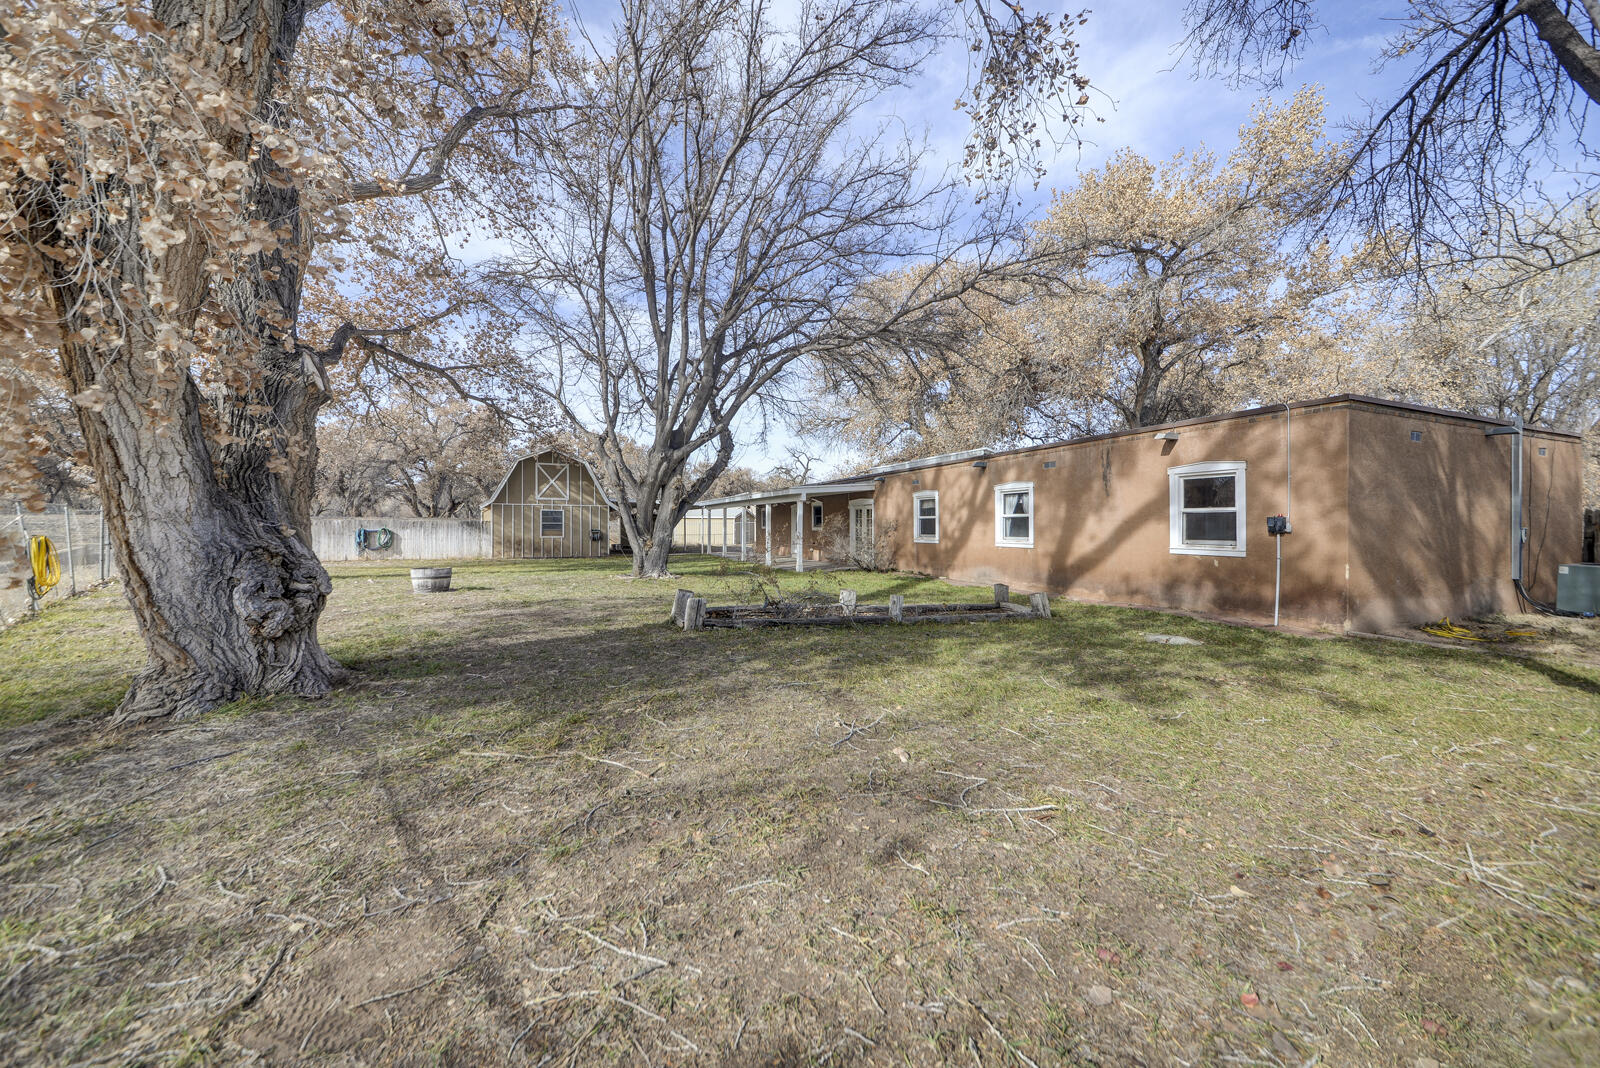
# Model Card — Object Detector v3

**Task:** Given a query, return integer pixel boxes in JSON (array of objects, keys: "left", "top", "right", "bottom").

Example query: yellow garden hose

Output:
[
  {"left": 1420, "top": 617, "right": 1541, "bottom": 642},
  {"left": 29, "top": 535, "right": 61, "bottom": 596},
  {"left": 1421, "top": 617, "right": 1485, "bottom": 641}
]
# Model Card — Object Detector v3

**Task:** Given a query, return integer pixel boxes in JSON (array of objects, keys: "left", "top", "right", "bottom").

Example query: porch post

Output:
[
  {"left": 721, "top": 509, "right": 728, "bottom": 557},
  {"left": 763, "top": 503, "right": 773, "bottom": 566},
  {"left": 793, "top": 500, "right": 803, "bottom": 573},
  {"left": 701, "top": 505, "right": 709, "bottom": 555},
  {"left": 740, "top": 506, "right": 748, "bottom": 561}
]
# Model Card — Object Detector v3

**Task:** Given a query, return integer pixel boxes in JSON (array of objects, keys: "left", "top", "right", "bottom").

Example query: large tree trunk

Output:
[
  {"left": 633, "top": 536, "right": 674, "bottom": 579},
  {"left": 629, "top": 500, "right": 684, "bottom": 579},
  {"left": 47, "top": 0, "right": 337, "bottom": 724},
  {"left": 612, "top": 439, "right": 734, "bottom": 580},
  {"left": 56, "top": 317, "right": 336, "bottom": 725}
]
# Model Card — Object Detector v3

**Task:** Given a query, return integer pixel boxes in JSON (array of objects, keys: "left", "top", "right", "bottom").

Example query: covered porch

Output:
[{"left": 682, "top": 480, "right": 880, "bottom": 572}]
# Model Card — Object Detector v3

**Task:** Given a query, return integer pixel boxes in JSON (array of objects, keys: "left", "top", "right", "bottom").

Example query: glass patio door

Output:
[{"left": 850, "top": 502, "right": 875, "bottom": 568}]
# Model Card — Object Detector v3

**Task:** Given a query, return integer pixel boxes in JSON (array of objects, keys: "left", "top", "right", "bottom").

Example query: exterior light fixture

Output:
[
  {"left": 1152, "top": 431, "right": 1180, "bottom": 441},
  {"left": 971, "top": 460, "right": 988, "bottom": 469},
  {"left": 873, "top": 476, "right": 886, "bottom": 484}
]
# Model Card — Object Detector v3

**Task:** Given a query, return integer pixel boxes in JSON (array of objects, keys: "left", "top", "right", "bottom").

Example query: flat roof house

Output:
[
  {"left": 695, "top": 396, "right": 1583, "bottom": 632},
  {"left": 687, "top": 479, "right": 883, "bottom": 567}
]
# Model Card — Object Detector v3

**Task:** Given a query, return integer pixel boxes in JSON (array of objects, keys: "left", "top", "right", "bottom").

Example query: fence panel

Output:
[
  {"left": 312, "top": 516, "right": 489, "bottom": 562},
  {"left": 1, "top": 506, "right": 110, "bottom": 625},
  {"left": 2, "top": 508, "right": 493, "bottom": 627}
]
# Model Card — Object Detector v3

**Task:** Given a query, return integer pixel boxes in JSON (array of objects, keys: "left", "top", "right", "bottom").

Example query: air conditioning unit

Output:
[{"left": 1556, "top": 564, "right": 1600, "bottom": 614}]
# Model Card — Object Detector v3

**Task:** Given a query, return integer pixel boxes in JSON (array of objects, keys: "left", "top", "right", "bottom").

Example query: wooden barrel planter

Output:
[{"left": 410, "top": 567, "right": 453, "bottom": 594}]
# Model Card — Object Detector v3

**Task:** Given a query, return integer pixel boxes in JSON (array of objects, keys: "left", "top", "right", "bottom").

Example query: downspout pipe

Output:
[
  {"left": 1485, "top": 416, "right": 1573, "bottom": 614},
  {"left": 1484, "top": 416, "right": 1525, "bottom": 585}
]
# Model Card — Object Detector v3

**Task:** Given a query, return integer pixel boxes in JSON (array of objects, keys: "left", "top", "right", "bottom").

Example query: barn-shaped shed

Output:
[{"left": 481, "top": 448, "right": 616, "bottom": 558}]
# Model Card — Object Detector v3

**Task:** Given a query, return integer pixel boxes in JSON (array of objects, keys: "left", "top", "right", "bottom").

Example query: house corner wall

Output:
[{"left": 1344, "top": 407, "right": 1583, "bottom": 631}]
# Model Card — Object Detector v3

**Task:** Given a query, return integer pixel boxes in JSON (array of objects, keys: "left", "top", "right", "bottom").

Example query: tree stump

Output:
[
  {"left": 1028, "top": 592, "right": 1051, "bottom": 618},
  {"left": 672, "top": 588, "right": 694, "bottom": 624},
  {"left": 889, "top": 593, "right": 904, "bottom": 622},
  {"left": 683, "top": 597, "right": 707, "bottom": 631},
  {"left": 839, "top": 589, "right": 857, "bottom": 616},
  {"left": 993, "top": 583, "right": 1009, "bottom": 606}
]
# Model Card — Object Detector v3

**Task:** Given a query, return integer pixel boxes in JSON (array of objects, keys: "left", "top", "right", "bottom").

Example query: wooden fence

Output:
[{"left": 312, "top": 516, "right": 489, "bottom": 562}]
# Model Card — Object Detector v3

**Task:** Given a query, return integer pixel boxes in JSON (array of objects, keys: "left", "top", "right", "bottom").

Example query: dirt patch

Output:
[
  {"left": 238, "top": 916, "right": 468, "bottom": 1060},
  {"left": 1396, "top": 612, "right": 1600, "bottom": 668}
]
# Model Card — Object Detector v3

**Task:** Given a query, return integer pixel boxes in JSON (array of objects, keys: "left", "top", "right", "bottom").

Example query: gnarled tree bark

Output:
[{"left": 43, "top": 0, "right": 338, "bottom": 724}]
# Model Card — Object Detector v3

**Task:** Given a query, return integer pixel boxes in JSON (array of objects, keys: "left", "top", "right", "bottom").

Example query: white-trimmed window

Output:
[
  {"left": 1168, "top": 461, "right": 1245, "bottom": 557},
  {"left": 811, "top": 501, "right": 824, "bottom": 530},
  {"left": 913, "top": 491, "right": 939, "bottom": 543},
  {"left": 994, "top": 482, "right": 1034, "bottom": 548}
]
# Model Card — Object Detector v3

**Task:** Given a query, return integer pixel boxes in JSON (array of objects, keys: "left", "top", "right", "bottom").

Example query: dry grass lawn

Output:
[{"left": 1, "top": 556, "right": 1598, "bottom": 1066}]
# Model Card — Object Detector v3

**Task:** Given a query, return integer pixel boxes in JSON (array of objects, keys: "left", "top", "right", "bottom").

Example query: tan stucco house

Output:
[{"left": 692, "top": 395, "right": 1583, "bottom": 632}]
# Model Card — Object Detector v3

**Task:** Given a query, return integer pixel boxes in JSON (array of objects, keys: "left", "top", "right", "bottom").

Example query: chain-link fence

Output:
[{"left": 1, "top": 505, "right": 113, "bottom": 626}]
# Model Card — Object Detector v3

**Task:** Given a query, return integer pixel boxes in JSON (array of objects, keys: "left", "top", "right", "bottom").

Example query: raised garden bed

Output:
[{"left": 671, "top": 584, "right": 1050, "bottom": 630}]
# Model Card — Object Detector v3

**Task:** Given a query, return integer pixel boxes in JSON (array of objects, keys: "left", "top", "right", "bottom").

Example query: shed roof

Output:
[{"left": 483, "top": 447, "right": 617, "bottom": 510}]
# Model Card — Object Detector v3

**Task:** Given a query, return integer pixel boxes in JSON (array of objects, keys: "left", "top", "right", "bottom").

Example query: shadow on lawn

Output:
[
  {"left": 314, "top": 606, "right": 1393, "bottom": 745},
  {"left": 1506, "top": 652, "right": 1600, "bottom": 698}
]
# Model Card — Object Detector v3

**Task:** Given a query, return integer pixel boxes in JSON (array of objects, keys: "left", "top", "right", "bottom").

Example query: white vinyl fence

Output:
[{"left": 312, "top": 516, "right": 489, "bottom": 562}]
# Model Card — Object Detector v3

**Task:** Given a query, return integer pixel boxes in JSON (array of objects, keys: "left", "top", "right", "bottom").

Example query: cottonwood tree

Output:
[
  {"left": 491, "top": 0, "right": 1045, "bottom": 578},
  {"left": 0, "top": 1, "right": 562, "bottom": 722},
  {"left": 1183, "top": 0, "right": 1600, "bottom": 270},
  {"left": 23, "top": 392, "right": 95, "bottom": 507},
  {"left": 1384, "top": 213, "right": 1600, "bottom": 428},
  {"left": 683, "top": 462, "right": 776, "bottom": 499},
  {"left": 1025, "top": 91, "right": 1372, "bottom": 431},
  {"left": 1383, "top": 215, "right": 1600, "bottom": 504},
  {"left": 0, "top": 345, "right": 96, "bottom": 508},
  {"left": 813, "top": 92, "right": 1433, "bottom": 450},
  {"left": 824, "top": 91, "right": 1372, "bottom": 446},
  {"left": 315, "top": 395, "right": 522, "bottom": 518},
  {"left": 801, "top": 276, "right": 1047, "bottom": 459}
]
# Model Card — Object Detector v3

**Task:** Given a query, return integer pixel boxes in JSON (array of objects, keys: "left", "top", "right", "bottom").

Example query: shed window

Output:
[
  {"left": 1168, "top": 462, "right": 1246, "bottom": 557},
  {"left": 540, "top": 509, "right": 564, "bottom": 537},
  {"left": 913, "top": 491, "right": 939, "bottom": 543},
  {"left": 811, "top": 501, "right": 824, "bottom": 530},
  {"left": 994, "top": 482, "right": 1033, "bottom": 548}
]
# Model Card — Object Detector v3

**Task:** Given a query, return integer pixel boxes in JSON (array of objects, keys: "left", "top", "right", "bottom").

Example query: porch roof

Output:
[{"left": 695, "top": 479, "right": 879, "bottom": 508}]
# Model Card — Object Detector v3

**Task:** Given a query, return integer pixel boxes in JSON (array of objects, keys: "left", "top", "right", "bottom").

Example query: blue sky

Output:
[
  {"left": 724, "top": 0, "right": 1410, "bottom": 476},
  {"left": 491, "top": 2, "right": 1418, "bottom": 476}
]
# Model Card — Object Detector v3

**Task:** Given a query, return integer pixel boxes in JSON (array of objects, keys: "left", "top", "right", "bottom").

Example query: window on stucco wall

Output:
[
  {"left": 913, "top": 491, "right": 939, "bottom": 543},
  {"left": 994, "top": 482, "right": 1033, "bottom": 548},
  {"left": 1168, "top": 461, "right": 1246, "bottom": 557}
]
